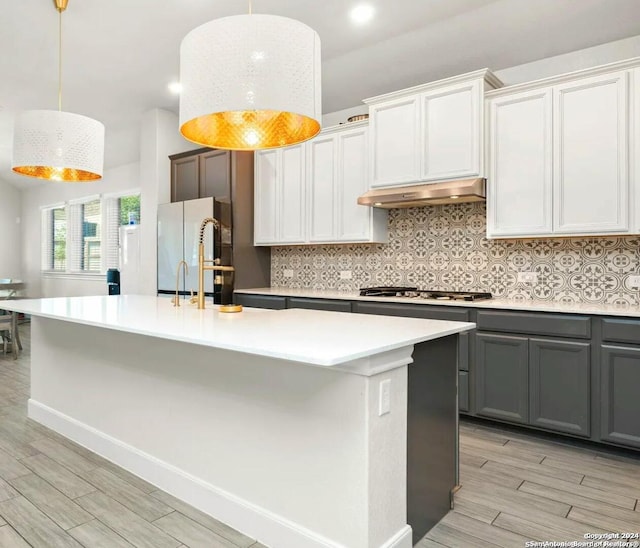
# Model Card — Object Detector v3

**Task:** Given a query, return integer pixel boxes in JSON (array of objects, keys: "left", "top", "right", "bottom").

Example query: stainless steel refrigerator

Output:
[{"left": 158, "top": 197, "right": 234, "bottom": 304}]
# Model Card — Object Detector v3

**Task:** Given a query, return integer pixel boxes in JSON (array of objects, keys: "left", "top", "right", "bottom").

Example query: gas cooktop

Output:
[{"left": 359, "top": 286, "right": 492, "bottom": 301}]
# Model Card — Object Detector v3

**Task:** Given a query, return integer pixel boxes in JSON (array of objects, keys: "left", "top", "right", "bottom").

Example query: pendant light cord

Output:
[
  {"left": 58, "top": 8, "right": 63, "bottom": 111},
  {"left": 249, "top": 0, "right": 252, "bottom": 15}
]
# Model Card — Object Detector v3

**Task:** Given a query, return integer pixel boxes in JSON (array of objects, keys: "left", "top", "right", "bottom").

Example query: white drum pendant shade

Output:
[
  {"left": 12, "top": 110, "right": 105, "bottom": 182},
  {"left": 179, "top": 14, "right": 321, "bottom": 150}
]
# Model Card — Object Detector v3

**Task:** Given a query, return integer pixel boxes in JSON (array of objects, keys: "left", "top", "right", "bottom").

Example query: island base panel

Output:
[
  {"left": 408, "top": 335, "right": 457, "bottom": 545},
  {"left": 28, "top": 317, "right": 415, "bottom": 548}
]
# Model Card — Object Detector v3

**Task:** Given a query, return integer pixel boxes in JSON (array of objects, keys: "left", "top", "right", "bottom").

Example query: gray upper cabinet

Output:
[
  {"left": 476, "top": 333, "right": 529, "bottom": 424},
  {"left": 600, "top": 345, "right": 640, "bottom": 449},
  {"left": 170, "top": 148, "right": 231, "bottom": 202},
  {"left": 200, "top": 150, "right": 231, "bottom": 201},
  {"left": 529, "top": 338, "right": 590, "bottom": 437},
  {"left": 172, "top": 155, "right": 200, "bottom": 202}
]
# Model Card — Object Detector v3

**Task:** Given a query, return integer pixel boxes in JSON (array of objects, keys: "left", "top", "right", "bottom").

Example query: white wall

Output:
[
  {"left": 138, "top": 109, "right": 198, "bottom": 295},
  {"left": 0, "top": 178, "right": 22, "bottom": 281},
  {"left": 495, "top": 34, "right": 640, "bottom": 85},
  {"left": 321, "top": 34, "right": 640, "bottom": 126}
]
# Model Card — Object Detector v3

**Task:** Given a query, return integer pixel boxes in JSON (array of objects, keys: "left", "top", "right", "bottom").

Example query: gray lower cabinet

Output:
[
  {"left": 458, "top": 371, "right": 469, "bottom": 412},
  {"left": 529, "top": 338, "right": 590, "bottom": 437},
  {"left": 475, "top": 333, "right": 529, "bottom": 424},
  {"left": 234, "top": 294, "right": 287, "bottom": 310},
  {"left": 352, "top": 301, "right": 471, "bottom": 411},
  {"left": 287, "top": 297, "right": 352, "bottom": 313},
  {"left": 600, "top": 345, "right": 640, "bottom": 449}
]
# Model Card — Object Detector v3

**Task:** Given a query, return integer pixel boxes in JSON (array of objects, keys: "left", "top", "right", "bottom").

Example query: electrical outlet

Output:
[
  {"left": 517, "top": 271, "right": 538, "bottom": 284},
  {"left": 379, "top": 379, "right": 391, "bottom": 416},
  {"left": 628, "top": 275, "right": 640, "bottom": 289},
  {"left": 283, "top": 269, "right": 294, "bottom": 278},
  {"left": 340, "top": 270, "right": 352, "bottom": 280}
]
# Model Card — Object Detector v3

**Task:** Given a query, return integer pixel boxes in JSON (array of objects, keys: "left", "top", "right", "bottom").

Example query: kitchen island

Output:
[{"left": 2, "top": 295, "right": 474, "bottom": 548}]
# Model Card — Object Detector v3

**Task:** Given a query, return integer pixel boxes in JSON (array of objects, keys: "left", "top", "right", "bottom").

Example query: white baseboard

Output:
[
  {"left": 29, "top": 399, "right": 411, "bottom": 548},
  {"left": 381, "top": 525, "right": 413, "bottom": 548}
]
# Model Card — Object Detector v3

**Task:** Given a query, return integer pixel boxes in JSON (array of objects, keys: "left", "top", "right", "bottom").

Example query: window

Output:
[
  {"left": 105, "top": 194, "right": 141, "bottom": 270},
  {"left": 41, "top": 191, "right": 141, "bottom": 275}
]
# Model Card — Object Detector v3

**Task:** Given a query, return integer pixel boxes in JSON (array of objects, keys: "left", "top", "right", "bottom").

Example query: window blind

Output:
[
  {"left": 41, "top": 205, "right": 67, "bottom": 271},
  {"left": 40, "top": 191, "right": 140, "bottom": 275}
]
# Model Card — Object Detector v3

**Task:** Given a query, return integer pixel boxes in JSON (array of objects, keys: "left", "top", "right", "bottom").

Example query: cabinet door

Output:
[
  {"left": 199, "top": 150, "right": 230, "bottom": 201},
  {"left": 171, "top": 156, "right": 200, "bottom": 202},
  {"left": 601, "top": 345, "right": 640, "bottom": 449},
  {"left": 487, "top": 89, "right": 553, "bottom": 237},
  {"left": 633, "top": 68, "right": 640, "bottom": 232},
  {"left": 254, "top": 150, "right": 278, "bottom": 245},
  {"left": 459, "top": 371, "right": 469, "bottom": 413},
  {"left": 337, "top": 126, "right": 371, "bottom": 241},
  {"left": 280, "top": 145, "right": 306, "bottom": 244},
  {"left": 554, "top": 71, "right": 629, "bottom": 234},
  {"left": 370, "top": 96, "right": 421, "bottom": 187},
  {"left": 422, "top": 80, "right": 481, "bottom": 181},
  {"left": 308, "top": 135, "right": 337, "bottom": 242},
  {"left": 529, "top": 338, "right": 590, "bottom": 436},
  {"left": 476, "top": 333, "right": 529, "bottom": 424}
]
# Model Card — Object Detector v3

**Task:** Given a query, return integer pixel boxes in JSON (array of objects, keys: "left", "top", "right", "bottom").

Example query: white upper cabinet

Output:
[
  {"left": 254, "top": 122, "right": 388, "bottom": 246},
  {"left": 422, "top": 80, "right": 482, "bottom": 181},
  {"left": 308, "top": 135, "right": 337, "bottom": 242},
  {"left": 554, "top": 71, "right": 628, "bottom": 234},
  {"left": 369, "top": 96, "right": 421, "bottom": 187},
  {"left": 254, "top": 150, "right": 278, "bottom": 244},
  {"left": 366, "top": 70, "right": 501, "bottom": 189},
  {"left": 487, "top": 62, "right": 636, "bottom": 239},
  {"left": 633, "top": 68, "right": 640, "bottom": 233},
  {"left": 487, "top": 88, "right": 553, "bottom": 237},
  {"left": 254, "top": 145, "right": 306, "bottom": 245},
  {"left": 337, "top": 126, "right": 386, "bottom": 242}
]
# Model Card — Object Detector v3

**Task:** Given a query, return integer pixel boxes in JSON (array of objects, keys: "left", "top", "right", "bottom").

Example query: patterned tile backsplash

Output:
[{"left": 271, "top": 202, "right": 640, "bottom": 305}]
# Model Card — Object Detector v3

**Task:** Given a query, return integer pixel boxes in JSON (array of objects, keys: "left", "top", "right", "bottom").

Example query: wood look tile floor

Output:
[
  {"left": 420, "top": 421, "right": 640, "bottom": 547},
  {"left": 2, "top": 324, "right": 639, "bottom": 547}
]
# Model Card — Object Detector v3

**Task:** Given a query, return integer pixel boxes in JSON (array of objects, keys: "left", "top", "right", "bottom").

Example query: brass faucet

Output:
[
  {"left": 197, "top": 217, "right": 234, "bottom": 309},
  {"left": 173, "top": 260, "right": 188, "bottom": 307}
]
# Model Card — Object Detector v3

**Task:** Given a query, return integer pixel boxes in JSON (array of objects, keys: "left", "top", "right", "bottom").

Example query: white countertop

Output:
[
  {"left": 234, "top": 287, "right": 640, "bottom": 317},
  {"left": 2, "top": 295, "right": 474, "bottom": 367}
]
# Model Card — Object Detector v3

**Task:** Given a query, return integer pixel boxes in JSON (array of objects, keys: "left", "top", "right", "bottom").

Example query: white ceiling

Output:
[{"left": 2, "top": 0, "right": 640, "bottom": 189}]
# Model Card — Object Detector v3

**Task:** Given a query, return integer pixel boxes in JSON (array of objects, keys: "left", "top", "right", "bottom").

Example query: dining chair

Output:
[
  {"left": 0, "top": 282, "right": 25, "bottom": 359},
  {"left": 0, "top": 313, "right": 17, "bottom": 359}
]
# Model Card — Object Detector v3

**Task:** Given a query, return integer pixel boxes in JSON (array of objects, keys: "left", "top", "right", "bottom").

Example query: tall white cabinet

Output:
[
  {"left": 254, "top": 122, "right": 387, "bottom": 246},
  {"left": 365, "top": 70, "right": 502, "bottom": 188},
  {"left": 487, "top": 61, "right": 637, "bottom": 239}
]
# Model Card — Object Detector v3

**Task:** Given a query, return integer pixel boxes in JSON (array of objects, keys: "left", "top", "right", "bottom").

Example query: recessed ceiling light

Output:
[
  {"left": 350, "top": 4, "right": 375, "bottom": 25},
  {"left": 168, "top": 82, "right": 183, "bottom": 94}
]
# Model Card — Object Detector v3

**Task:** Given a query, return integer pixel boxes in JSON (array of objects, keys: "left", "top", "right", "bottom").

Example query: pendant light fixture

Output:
[
  {"left": 179, "top": 1, "right": 321, "bottom": 150},
  {"left": 12, "top": 0, "right": 105, "bottom": 182}
]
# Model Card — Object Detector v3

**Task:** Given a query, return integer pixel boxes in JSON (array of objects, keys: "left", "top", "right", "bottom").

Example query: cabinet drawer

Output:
[
  {"left": 476, "top": 311, "right": 590, "bottom": 339},
  {"left": 353, "top": 302, "right": 470, "bottom": 321},
  {"left": 234, "top": 294, "right": 287, "bottom": 310},
  {"left": 459, "top": 371, "right": 469, "bottom": 413},
  {"left": 288, "top": 298, "right": 352, "bottom": 313},
  {"left": 602, "top": 318, "right": 640, "bottom": 344}
]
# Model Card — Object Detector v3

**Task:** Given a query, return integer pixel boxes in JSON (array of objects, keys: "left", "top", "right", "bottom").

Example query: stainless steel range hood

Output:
[{"left": 357, "top": 178, "right": 485, "bottom": 208}]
